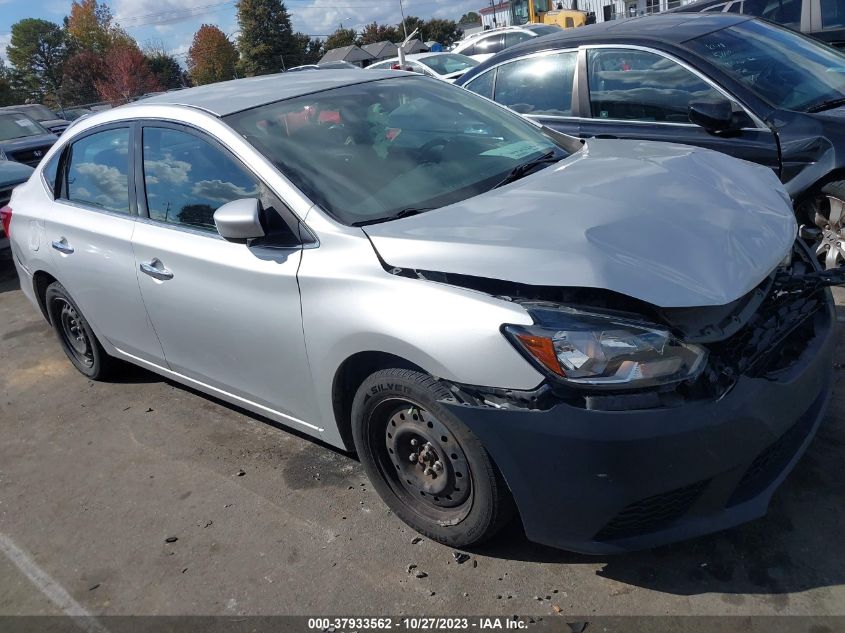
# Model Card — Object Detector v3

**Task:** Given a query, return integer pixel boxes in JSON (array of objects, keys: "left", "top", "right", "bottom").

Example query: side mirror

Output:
[
  {"left": 688, "top": 99, "right": 739, "bottom": 133},
  {"left": 213, "top": 198, "right": 265, "bottom": 241}
]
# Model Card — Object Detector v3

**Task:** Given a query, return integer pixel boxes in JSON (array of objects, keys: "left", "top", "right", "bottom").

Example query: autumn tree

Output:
[
  {"left": 67, "top": 0, "right": 132, "bottom": 55},
  {"left": 95, "top": 44, "right": 161, "bottom": 104},
  {"left": 188, "top": 24, "right": 239, "bottom": 86},
  {"left": 459, "top": 11, "right": 481, "bottom": 24},
  {"left": 323, "top": 27, "right": 358, "bottom": 51},
  {"left": 61, "top": 50, "right": 106, "bottom": 105},
  {"left": 359, "top": 21, "right": 401, "bottom": 45},
  {"left": 6, "top": 18, "right": 69, "bottom": 103},
  {"left": 237, "top": 0, "right": 299, "bottom": 75}
]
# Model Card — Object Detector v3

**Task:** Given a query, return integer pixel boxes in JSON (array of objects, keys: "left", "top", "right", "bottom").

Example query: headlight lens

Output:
[{"left": 504, "top": 304, "right": 707, "bottom": 389}]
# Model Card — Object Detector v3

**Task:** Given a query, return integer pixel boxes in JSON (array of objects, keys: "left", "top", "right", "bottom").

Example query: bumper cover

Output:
[{"left": 447, "top": 297, "right": 835, "bottom": 554}]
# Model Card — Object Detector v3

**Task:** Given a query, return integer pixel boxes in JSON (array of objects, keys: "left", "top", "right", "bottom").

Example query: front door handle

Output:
[
  {"left": 51, "top": 238, "right": 74, "bottom": 254},
  {"left": 139, "top": 259, "right": 174, "bottom": 281}
]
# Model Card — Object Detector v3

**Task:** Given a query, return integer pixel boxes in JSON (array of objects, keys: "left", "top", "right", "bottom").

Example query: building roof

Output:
[
  {"left": 131, "top": 70, "right": 397, "bottom": 116},
  {"left": 361, "top": 41, "right": 398, "bottom": 58},
  {"left": 401, "top": 39, "right": 429, "bottom": 53},
  {"left": 319, "top": 44, "right": 375, "bottom": 64}
]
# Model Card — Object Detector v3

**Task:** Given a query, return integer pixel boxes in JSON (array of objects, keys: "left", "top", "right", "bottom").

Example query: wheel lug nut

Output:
[
  {"left": 409, "top": 452, "right": 418, "bottom": 463},
  {"left": 434, "top": 461, "right": 443, "bottom": 472},
  {"left": 410, "top": 439, "right": 418, "bottom": 447},
  {"left": 424, "top": 467, "right": 435, "bottom": 477}
]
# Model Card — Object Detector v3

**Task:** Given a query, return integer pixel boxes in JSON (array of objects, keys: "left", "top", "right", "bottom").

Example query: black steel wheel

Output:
[
  {"left": 45, "top": 281, "right": 117, "bottom": 380},
  {"left": 352, "top": 368, "right": 514, "bottom": 547}
]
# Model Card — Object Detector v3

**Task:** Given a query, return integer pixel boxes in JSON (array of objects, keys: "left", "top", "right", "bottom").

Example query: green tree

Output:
[
  {"left": 237, "top": 0, "right": 299, "bottom": 75},
  {"left": 6, "top": 18, "right": 69, "bottom": 104},
  {"left": 323, "top": 27, "right": 357, "bottom": 51},
  {"left": 145, "top": 52, "right": 185, "bottom": 90},
  {"left": 288, "top": 32, "right": 323, "bottom": 66},
  {"left": 0, "top": 60, "right": 15, "bottom": 106},
  {"left": 359, "top": 22, "right": 401, "bottom": 45},
  {"left": 459, "top": 11, "right": 481, "bottom": 24},
  {"left": 399, "top": 15, "right": 425, "bottom": 40},
  {"left": 421, "top": 18, "right": 462, "bottom": 46},
  {"left": 188, "top": 24, "right": 239, "bottom": 85}
]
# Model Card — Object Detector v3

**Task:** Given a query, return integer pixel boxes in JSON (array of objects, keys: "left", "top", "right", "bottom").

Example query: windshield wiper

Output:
[
  {"left": 494, "top": 150, "right": 563, "bottom": 189},
  {"left": 352, "top": 207, "right": 434, "bottom": 227},
  {"left": 805, "top": 97, "right": 845, "bottom": 113}
]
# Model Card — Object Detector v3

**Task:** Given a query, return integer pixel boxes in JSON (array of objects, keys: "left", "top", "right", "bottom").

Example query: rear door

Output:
[
  {"left": 577, "top": 46, "right": 781, "bottom": 173},
  {"left": 130, "top": 122, "right": 320, "bottom": 428},
  {"left": 44, "top": 123, "right": 165, "bottom": 364}
]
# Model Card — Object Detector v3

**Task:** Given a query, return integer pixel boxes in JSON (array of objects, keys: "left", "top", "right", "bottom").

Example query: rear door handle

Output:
[{"left": 139, "top": 259, "right": 174, "bottom": 281}]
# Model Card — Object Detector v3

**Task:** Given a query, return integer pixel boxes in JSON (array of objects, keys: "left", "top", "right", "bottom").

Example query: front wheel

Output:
[
  {"left": 351, "top": 368, "right": 514, "bottom": 548},
  {"left": 799, "top": 181, "right": 845, "bottom": 269}
]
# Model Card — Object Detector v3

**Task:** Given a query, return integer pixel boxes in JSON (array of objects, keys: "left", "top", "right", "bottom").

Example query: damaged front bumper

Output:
[{"left": 444, "top": 285, "right": 835, "bottom": 554}]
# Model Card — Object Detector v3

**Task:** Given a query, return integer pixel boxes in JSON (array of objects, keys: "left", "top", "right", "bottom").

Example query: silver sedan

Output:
[{"left": 3, "top": 70, "right": 834, "bottom": 553}]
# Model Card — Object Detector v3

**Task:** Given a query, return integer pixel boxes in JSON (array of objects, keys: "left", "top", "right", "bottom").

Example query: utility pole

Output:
[
  {"left": 398, "top": 0, "right": 409, "bottom": 39},
  {"left": 490, "top": 0, "right": 497, "bottom": 27}
]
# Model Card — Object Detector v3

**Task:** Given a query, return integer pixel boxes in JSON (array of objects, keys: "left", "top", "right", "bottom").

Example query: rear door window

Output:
[
  {"left": 63, "top": 127, "right": 131, "bottom": 214},
  {"left": 475, "top": 34, "right": 506, "bottom": 55},
  {"left": 464, "top": 69, "right": 496, "bottom": 99},
  {"left": 493, "top": 52, "right": 577, "bottom": 115}
]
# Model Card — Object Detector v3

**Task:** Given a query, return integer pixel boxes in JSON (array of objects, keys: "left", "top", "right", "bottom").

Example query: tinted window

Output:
[
  {"left": 64, "top": 128, "right": 130, "bottom": 214},
  {"left": 418, "top": 54, "right": 478, "bottom": 75},
  {"left": 494, "top": 52, "right": 577, "bottom": 115},
  {"left": 587, "top": 48, "right": 722, "bottom": 122},
  {"left": 464, "top": 69, "right": 496, "bottom": 98},
  {"left": 504, "top": 31, "right": 534, "bottom": 47},
  {"left": 821, "top": 0, "right": 845, "bottom": 28},
  {"left": 686, "top": 20, "right": 845, "bottom": 111},
  {"left": 142, "top": 127, "right": 261, "bottom": 232},
  {"left": 701, "top": 3, "right": 728, "bottom": 10},
  {"left": 741, "top": 0, "right": 802, "bottom": 27}
]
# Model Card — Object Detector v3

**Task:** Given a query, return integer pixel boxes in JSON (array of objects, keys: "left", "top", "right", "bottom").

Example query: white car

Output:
[
  {"left": 450, "top": 26, "right": 540, "bottom": 62},
  {"left": 367, "top": 53, "right": 479, "bottom": 82}
]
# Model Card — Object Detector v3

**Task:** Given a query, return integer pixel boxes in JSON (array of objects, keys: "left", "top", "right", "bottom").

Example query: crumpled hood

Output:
[{"left": 364, "top": 139, "right": 797, "bottom": 308}]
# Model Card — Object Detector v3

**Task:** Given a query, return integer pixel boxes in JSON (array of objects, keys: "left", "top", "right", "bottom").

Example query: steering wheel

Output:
[{"left": 418, "top": 136, "right": 455, "bottom": 163}]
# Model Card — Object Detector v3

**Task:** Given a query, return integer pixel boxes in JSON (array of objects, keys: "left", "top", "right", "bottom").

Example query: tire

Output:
[
  {"left": 802, "top": 180, "right": 845, "bottom": 269},
  {"left": 45, "top": 281, "right": 118, "bottom": 380},
  {"left": 351, "top": 368, "right": 514, "bottom": 548}
]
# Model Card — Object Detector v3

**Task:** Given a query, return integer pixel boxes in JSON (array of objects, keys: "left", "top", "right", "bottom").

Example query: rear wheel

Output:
[
  {"left": 351, "top": 368, "right": 514, "bottom": 547},
  {"left": 45, "top": 281, "right": 117, "bottom": 380}
]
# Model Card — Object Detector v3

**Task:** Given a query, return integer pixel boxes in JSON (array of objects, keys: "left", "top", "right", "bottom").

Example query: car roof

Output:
[
  {"left": 505, "top": 12, "right": 752, "bottom": 49},
  {"left": 371, "top": 52, "right": 466, "bottom": 64},
  {"left": 133, "top": 70, "right": 399, "bottom": 117}
]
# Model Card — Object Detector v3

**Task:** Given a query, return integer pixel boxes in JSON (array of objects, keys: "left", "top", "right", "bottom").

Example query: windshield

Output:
[
  {"left": 686, "top": 20, "right": 845, "bottom": 112},
  {"left": 512, "top": 0, "right": 531, "bottom": 24},
  {"left": 7, "top": 104, "right": 56, "bottom": 122},
  {"left": 0, "top": 114, "right": 48, "bottom": 141},
  {"left": 418, "top": 54, "right": 478, "bottom": 75},
  {"left": 528, "top": 25, "right": 561, "bottom": 36},
  {"left": 225, "top": 76, "right": 568, "bottom": 226}
]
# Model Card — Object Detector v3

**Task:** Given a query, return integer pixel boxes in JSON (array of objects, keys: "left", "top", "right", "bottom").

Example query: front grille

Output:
[
  {"left": 728, "top": 395, "right": 821, "bottom": 506},
  {"left": 594, "top": 480, "right": 709, "bottom": 541},
  {"left": 8, "top": 145, "right": 51, "bottom": 167}
]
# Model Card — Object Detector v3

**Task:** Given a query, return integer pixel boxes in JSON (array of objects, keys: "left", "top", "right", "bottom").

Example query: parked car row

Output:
[
  {"left": 2, "top": 64, "right": 840, "bottom": 554},
  {"left": 458, "top": 13, "right": 845, "bottom": 268}
]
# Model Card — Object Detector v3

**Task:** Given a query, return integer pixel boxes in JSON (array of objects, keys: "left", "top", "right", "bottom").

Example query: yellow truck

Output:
[{"left": 510, "top": 0, "right": 592, "bottom": 28}]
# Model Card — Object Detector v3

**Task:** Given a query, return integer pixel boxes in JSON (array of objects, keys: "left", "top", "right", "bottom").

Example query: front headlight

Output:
[{"left": 503, "top": 304, "right": 707, "bottom": 390}]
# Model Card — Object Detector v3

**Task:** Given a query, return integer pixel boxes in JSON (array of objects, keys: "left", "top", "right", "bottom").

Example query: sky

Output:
[{"left": 0, "top": 0, "right": 483, "bottom": 64}]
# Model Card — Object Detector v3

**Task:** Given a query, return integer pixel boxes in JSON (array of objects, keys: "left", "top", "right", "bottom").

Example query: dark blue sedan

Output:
[{"left": 456, "top": 14, "right": 845, "bottom": 268}]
